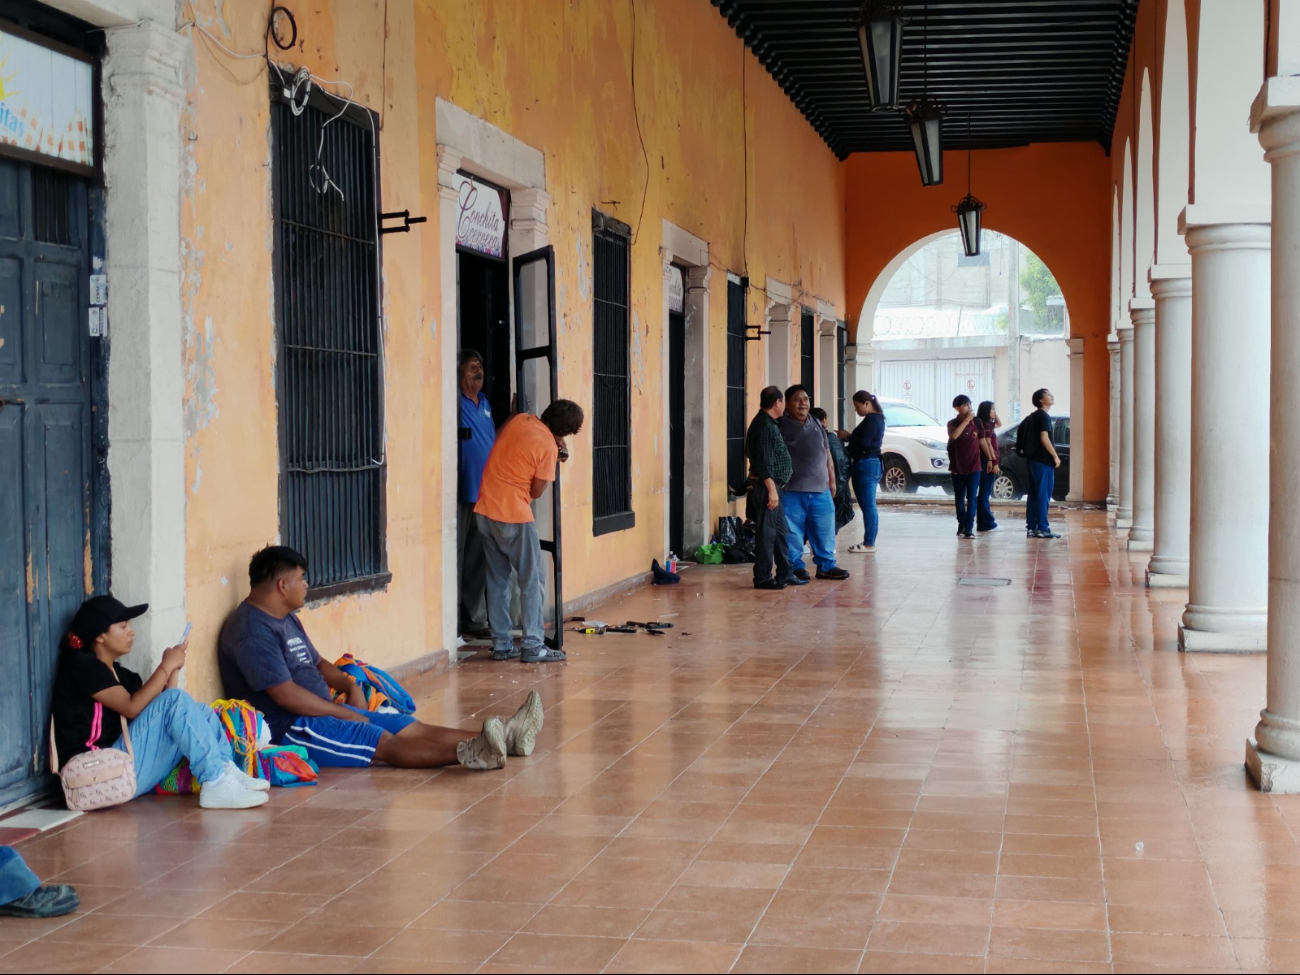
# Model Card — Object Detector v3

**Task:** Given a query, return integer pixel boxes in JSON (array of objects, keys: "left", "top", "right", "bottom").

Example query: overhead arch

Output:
[
  {"left": 1121, "top": 138, "right": 1134, "bottom": 307},
  {"left": 1155, "top": 0, "right": 1190, "bottom": 265},
  {"left": 1135, "top": 70, "right": 1155, "bottom": 296},
  {"left": 843, "top": 144, "right": 1110, "bottom": 499}
]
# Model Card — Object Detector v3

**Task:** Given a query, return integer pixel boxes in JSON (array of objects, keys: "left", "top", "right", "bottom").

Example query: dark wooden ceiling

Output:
[{"left": 711, "top": 0, "right": 1139, "bottom": 159}]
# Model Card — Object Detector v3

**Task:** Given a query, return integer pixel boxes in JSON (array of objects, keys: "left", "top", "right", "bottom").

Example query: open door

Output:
[{"left": 513, "top": 245, "right": 563, "bottom": 650}]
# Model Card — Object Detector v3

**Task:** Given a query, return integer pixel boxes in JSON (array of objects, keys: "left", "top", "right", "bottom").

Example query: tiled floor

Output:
[{"left": 3, "top": 506, "right": 1294, "bottom": 974}]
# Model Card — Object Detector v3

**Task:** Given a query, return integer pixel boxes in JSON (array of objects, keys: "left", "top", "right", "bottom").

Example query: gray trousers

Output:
[
  {"left": 476, "top": 513, "right": 545, "bottom": 654},
  {"left": 457, "top": 503, "right": 488, "bottom": 628}
]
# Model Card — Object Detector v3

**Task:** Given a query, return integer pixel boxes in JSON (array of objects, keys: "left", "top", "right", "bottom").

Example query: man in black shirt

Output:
[
  {"left": 1025, "top": 388, "right": 1062, "bottom": 538},
  {"left": 745, "top": 385, "right": 797, "bottom": 590}
]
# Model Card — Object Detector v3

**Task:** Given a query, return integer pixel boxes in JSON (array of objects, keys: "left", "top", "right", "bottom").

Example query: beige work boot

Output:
[
  {"left": 503, "top": 690, "right": 544, "bottom": 757},
  {"left": 457, "top": 716, "right": 507, "bottom": 770}
]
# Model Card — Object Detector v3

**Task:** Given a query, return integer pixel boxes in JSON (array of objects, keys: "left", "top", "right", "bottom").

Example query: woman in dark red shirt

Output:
[{"left": 975, "top": 401, "right": 1001, "bottom": 532}]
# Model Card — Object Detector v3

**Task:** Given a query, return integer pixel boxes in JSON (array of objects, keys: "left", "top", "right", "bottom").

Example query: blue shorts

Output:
[{"left": 282, "top": 707, "right": 418, "bottom": 768}]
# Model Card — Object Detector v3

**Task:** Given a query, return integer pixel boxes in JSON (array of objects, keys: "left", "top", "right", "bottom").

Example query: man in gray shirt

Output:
[{"left": 778, "top": 385, "right": 851, "bottom": 582}]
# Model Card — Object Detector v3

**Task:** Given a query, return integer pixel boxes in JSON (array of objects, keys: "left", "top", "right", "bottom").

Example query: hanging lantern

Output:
[
  {"left": 905, "top": 98, "right": 944, "bottom": 186},
  {"left": 857, "top": 2, "right": 906, "bottom": 109},
  {"left": 953, "top": 194, "right": 985, "bottom": 256}
]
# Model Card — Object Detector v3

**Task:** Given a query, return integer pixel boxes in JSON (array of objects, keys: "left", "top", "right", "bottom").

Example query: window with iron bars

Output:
[
  {"left": 271, "top": 80, "right": 388, "bottom": 596},
  {"left": 726, "top": 278, "right": 747, "bottom": 496},
  {"left": 591, "top": 211, "right": 634, "bottom": 535}
]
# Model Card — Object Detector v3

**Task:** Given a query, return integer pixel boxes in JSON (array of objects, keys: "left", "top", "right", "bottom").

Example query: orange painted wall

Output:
[
  {"left": 176, "top": 0, "right": 845, "bottom": 699},
  {"left": 843, "top": 144, "right": 1113, "bottom": 501}
]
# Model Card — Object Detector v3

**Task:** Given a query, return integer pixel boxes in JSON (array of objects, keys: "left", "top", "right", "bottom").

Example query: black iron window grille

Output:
[
  {"left": 592, "top": 211, "right": 634, "bottom": 535},
  {"left": 726, "top": 278, "right": 747, "bottom": 496},
  {"left": 800, "top": 308, "right": 815, "bottom": 396},
  {"left": 836, "top": 322, "right": 848, "bottom": 429},
  {"left": 271, "top": 80, "right": 388, "bottom": 596}
]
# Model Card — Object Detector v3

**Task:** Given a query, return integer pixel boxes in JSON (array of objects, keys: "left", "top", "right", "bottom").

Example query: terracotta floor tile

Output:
[
  {"left": 606, "top": 938, "right": 741, "bottom": 973},
  {"left": 489, "top": 932, "right": 627, "bottom": 968},
  {"left": 221, "top": 951, "right": 360, "bottom": 973},
  {"left": 147, "top": 916, "right": 284, "bottom": 951},
  {"left": 858, "top": 950, "right": 984, "bottom": 973},
  {"left": 372, "top": 926, "right": 511, "bottom": 964},
  {"left": 867, "top": 920, "right": 991, "bottom": 955},
  {"left": 261, "top": 922, "right": 403, "bottom": 957},
  {"left": 987, "top": 925, "right": 1110, "bottom": 962},
  {"left": 992, "top": 898, "right": 1107, "bottom": 930},
  {"left": 633, "top": 909, "right": 757, "bottom": 944},
  {"left": 98, "top": 945, "right": 250, "bottom": 973},
  {"left": 523, "top": 904, "right": 649, "bottom": 938},
  {"left": 38, "top": 911, "right": 181, "bottom": 946},
  {"left": 1109, "top": 932, "right": 1239, "bottom": 970},
  {"left": 731, "top": 943, "right": 863, "bottom": 973},
  {"left": 750, "top": 912, "right": 872, "bottom": 950}
]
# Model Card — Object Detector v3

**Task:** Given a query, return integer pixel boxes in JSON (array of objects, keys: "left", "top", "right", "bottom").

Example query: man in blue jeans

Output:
[
  {"left": 1024, "top": 387, "right": 1063, "bottom": 538},
  {"left": 0, "top": 847, "right": 76, "bottom": 918},
  {"left": 778, "top": 385, "right": 850, "bottom": 582},
  {"left": 947, "top": 395, "right": 982, "bottom": 539}
]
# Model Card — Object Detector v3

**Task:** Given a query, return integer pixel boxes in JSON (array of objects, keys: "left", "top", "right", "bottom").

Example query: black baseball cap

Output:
[{"left": 69, "top": 596, "right": 148, "bottom": 649}]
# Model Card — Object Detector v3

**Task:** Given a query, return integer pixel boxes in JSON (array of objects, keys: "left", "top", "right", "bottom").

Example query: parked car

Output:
[
  {"left": 993, "top": 414, "right": 1071, "bottom": 501},
  {"left": 876, "top": 398, "right": 951, "bottom": 493}
]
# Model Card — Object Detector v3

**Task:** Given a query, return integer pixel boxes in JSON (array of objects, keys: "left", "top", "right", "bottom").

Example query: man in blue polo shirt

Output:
[{"left": 458, "top": 349, "right": 496, "bottom": 636}]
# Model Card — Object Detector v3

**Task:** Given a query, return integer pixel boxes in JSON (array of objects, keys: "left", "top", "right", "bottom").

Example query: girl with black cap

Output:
[{"left": 49, "top": 596, "right": 269, "bottom": 809}]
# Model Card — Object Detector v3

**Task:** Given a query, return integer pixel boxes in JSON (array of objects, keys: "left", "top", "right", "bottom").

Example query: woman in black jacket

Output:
[{"left": 841, "top": 391, "right": 885, "bottom": 553}]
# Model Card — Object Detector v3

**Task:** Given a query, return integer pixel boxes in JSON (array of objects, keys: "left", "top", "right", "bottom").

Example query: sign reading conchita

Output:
[
  {"left": 453, "top": 173, "right": 507, "bottom": 258},
  {"left": 0, "top": 27, "right": 96, "bottom": 173}
]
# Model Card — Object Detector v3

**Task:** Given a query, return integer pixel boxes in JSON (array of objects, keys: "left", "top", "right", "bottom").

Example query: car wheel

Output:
[
  {"left": 881, "top": 457, "right": 916, "bottom": 494},
  {"left": 992, "top": 473, "right": 1019, "bottom": 500}
]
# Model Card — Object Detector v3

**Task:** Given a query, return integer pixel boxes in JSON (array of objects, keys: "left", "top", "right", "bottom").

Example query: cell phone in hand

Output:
[{"left": 179, "top": 622, "right": 192, "bottom": 644}]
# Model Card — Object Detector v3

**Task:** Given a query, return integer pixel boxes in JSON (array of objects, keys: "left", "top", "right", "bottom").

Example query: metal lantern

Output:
[
  {"left": 857, "top": 3, "right": 906, "bottom": 108},
  {"left": 905, "top": 98, "right": 944, "bottom": 186},
  {"left": 953, "top": 193, "right": 985, "bottom": 256}
]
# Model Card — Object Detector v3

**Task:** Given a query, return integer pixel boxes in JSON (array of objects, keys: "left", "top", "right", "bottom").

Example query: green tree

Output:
[{"left": 1020, "top": 252, "right": 1063, "bottom": 332}]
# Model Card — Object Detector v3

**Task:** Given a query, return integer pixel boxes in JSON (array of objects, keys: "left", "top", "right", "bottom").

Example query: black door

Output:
[
  {"left": 800, "top": 308, "right": 815, "bottom": 394},
  {"left": 668, "top": 307, "right": 685, "bottom": 556},
  {"left": 457, "top": 250, "right": 512, "bottom": 424},
  {"left": 0, "top": 159, "right": 100, "bottom": 805},
  {"left": 513, "top": 246, "right": 563, "bottom": 650}
]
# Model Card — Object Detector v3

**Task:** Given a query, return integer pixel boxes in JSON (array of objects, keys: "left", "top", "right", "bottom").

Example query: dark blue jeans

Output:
[
  {"left": 851, "top": 457, "right": 881, "bottom": 546},
  {"left": 977, "top": 470, "right": 998, "bottom": 531},
  {"left": 0, "top": 847, "right": 40, "bottom": 906},
  {"left": 1027, "top": 460, "right": 1055, "bottom": 533},
  {"left": 749, "top": 482, "right": 791, "bottom": 584},
  {"left": 951, "top": 472, "right": 980, "bottom": 533}
]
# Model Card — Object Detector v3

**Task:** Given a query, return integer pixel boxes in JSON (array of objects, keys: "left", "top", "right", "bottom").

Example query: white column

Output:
[
  {"left": 1179, "top": 216, "right": 1271, "bottom": 653},
  {"left": 1066, "top": 338, "right": 1086, "bottom": 503},
  {"left": 1107, "top": 337, "right": 1121, "bottom": 510},
  {"left": 1127, "top": 299, "right": 1157, "bottom": 551},
  {"left": 845, "top": 342, "right": 874, "bottom": 399},
  {"left": 1249, "top": 78, "right": 1300, "bottom": 788},
  {"left": 102, "top": 21, "right": 190, "bottom": 674},
  {"left": 1147, "top": 268, "right": 1193, "bottom": 587},
  {"left": 1116, "top": 325, "right": 1136, "bottom": 529}
]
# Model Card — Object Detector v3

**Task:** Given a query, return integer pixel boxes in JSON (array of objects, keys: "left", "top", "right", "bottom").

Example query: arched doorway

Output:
[{"left": 859, "top": 229, "right": 1073, "bottom": 500}]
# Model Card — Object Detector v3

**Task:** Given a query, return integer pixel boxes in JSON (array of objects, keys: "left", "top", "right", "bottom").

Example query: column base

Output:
[
  {"left": 1146, "top": 570, "right": 1189, "bottom": 589},
  {"left": 1116, "top": 518, "right": 1133, "bottom": 530},
  {"left": 1247, "top": 738, "right": 1300, "bottom": 793},
  {"left": 1127, "top": 538, "right": 1154, "bottom": 552},
  {"left": 1178, "top": 624, "right": 1267, "bottom": 653},
  {"left": 1066, "top": 492, "right": 1084, "bottom": 503}
]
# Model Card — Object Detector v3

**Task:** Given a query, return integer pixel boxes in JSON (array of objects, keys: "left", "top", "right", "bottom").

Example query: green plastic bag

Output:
[{"left": 694, "top": 542, "right": 725, "bottom": 564}]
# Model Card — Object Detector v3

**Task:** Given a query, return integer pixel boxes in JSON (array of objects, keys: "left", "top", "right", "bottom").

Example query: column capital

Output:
[
  {"left": 685, "top": 265, "right": 710, "bottom": 291},
  {"left": 1108, "top": 338, "right": 1120, "bottom": 353},
  {"left": 105, "top": 20, "right": 188, "bottom": 105},
  {"left": 1179, "top": 204, "right": 1271, "bottom": 234},
  {"left": 1117, "top": 324, "right": 1134, "bottom": 344},
  {"left": 1252, "top": 76, "right": 1300, "bottom": 151},
  {"left": 1184, "top": 221, "right": 1272, "bottom": 253},
  {"left": 510, "top": 187, "right": 550, "bottom": 240},
  {"left": 436, "top": 145, "right": 463, "bottom": 188},
  {"left": 1128, "top": 297, "right": 1156, "bottom": 326},
  {"left": 1150, "top": 272, "right": 1192, "bottom": 300},
  {"left": 1067, "top": 337, "right": 1085, "bottom": 357}
]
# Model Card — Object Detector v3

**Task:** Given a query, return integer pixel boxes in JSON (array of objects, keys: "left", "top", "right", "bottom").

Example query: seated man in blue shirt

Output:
[{"left": 218, "top": 546, "right": 542, "bottom": 771}]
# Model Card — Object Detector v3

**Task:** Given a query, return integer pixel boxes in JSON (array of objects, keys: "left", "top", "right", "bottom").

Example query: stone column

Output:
[
  {"left": 1178, "top": 215, "right": 1270, "bottom": 653},
  {"left": 1127, "top": 299, "right": 1157, "bottom": 551},
  {"left": 845, "top": 342, "right": 874, "bottom": 399},
  {"left": 102, "top": 21, "right": 190, "bottom": 673},
  {"left": 1116, "top": 325, "right": 1136, "bottom": 530},
  {"left": 1066, "top": 338, "right": 1086, "bottom": 503},
  {"left": 1107, "top": 337, "right": 1121, "bottom": 511},
  {"left": 1147, "top": 268, "right": 1193, "bottom": 588},
  {"left": 1249, "top": 78, "right": 1300, "bottom": 788}
]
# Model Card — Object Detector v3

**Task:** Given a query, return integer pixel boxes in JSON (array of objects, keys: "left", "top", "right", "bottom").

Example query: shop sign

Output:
[
  {"left": 0, "top": 26, "right": 96, "bottom": 173},
  {"left": 668, "top": 266, "right": 684, "bottom": 314},
  {"left": 453, "top": 173, "right": 507, "bottom": 258}
]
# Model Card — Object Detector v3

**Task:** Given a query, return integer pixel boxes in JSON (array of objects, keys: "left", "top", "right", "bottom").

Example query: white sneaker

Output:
[
  {"left": 457, "top": 717, "right": 507, "bottom": 770},
  {"left": 503, "top": 691, "right": 544, "bottom": 757},
  {"left": 226, "top": 761, "right": 271, "bottom": 792},
  {"left": 199, "top": 769, "right": 270, "bottom": 809},
  {"left": 847, "top": 543, "right": 875, "bottom": 554}
]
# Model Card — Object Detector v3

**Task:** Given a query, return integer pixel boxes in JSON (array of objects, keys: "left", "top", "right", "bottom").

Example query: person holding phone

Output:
[{"left": 49, "top": 596, "right": 269, "bottom": 809}]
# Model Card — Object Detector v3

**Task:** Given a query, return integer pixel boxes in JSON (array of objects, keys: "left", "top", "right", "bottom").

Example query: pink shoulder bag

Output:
[{"left": 50, "top": 704, "right": 137, "bottom": 812}]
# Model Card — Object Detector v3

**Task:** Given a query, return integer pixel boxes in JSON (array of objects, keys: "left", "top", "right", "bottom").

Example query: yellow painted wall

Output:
[{"left": 179, "top": 0, "right": 845, "bottom": 699}]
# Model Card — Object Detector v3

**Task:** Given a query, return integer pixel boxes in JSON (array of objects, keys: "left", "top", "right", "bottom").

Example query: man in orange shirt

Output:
[{"left": 475, "top": 399, "right": 584, "bottom": 662}]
